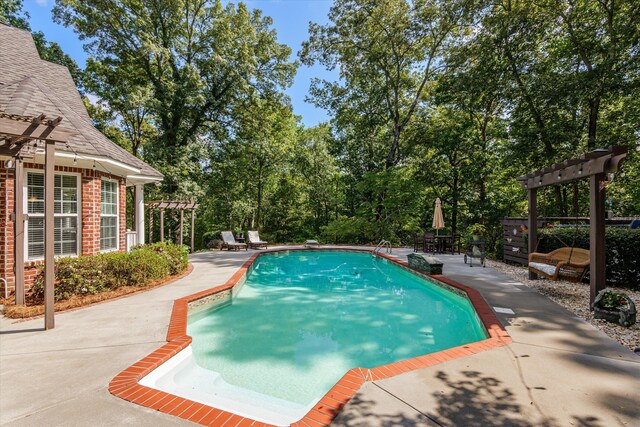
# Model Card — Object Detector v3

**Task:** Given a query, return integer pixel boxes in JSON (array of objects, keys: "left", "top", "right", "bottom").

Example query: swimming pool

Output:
[{"left": 139, "top": 250, "right": 488, "bottom": 425}]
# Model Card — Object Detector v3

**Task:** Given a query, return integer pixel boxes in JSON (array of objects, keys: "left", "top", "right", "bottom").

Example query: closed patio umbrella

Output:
[{"left": 432, "top": 198, "right": 445, "bottom": 234}]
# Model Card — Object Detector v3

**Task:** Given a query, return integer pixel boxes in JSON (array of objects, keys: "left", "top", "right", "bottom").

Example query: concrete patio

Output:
[{"left": 1, "top": 247, "right": 638, "bottom": 426}]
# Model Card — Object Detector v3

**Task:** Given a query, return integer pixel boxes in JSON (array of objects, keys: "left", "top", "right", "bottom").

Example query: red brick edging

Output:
[{"left": 109, "top": 249, "right": 511, "bottom": 426}]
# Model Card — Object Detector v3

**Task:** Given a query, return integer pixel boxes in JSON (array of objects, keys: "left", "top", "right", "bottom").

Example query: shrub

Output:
[
  {"left": 202, "top": 231, "right": 221, "bottom": 249},
  {"left": 320, "top": 217, "right": 377, "bottom": 244},
  {"left": 537, "top": 227, "right": 640, "bottom": 290},
  {"left": 30, "top": 242, "right": 189, "bottom": 302}
]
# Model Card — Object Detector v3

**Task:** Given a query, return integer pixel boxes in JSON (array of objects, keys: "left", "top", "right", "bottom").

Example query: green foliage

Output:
[
  {"left": 538, "top": 228, "right": 640, "bottom": 289},
  {"left": 320, "top": 217, "right": 377, "bottom": 245},
  {"left": 22, "top": 0, "right": 637, "bottom": 253},
  {"left": 30, "top": 242, "right": 188, "bottom": 302},
  {"left": 598, "top": 291, "right": 630, "bottom": 310},
  {"left": 0, "top": 0, "right": 30, "bottom": 29},
  {"left": 468, "top": 224, "right": 487, "bottom": 237}
]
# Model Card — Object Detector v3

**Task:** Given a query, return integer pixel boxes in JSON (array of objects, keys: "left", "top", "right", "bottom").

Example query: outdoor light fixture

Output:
[
  {"left": 577, "top": 165, "right": 583, "bottom": 175},
  {"left": 557, "top": 172, "right": 562, "bottom": 180},
  {"left": 5, "top": 159, "right": 14, "bottom": 169},
  {"left": 73, "top": 155, "right": 77, "bottom": 166}
]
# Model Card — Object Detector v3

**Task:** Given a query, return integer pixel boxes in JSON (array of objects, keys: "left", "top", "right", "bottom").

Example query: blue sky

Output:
[{"left": 23, "top": 0, "right": 337, "bottom": 127}]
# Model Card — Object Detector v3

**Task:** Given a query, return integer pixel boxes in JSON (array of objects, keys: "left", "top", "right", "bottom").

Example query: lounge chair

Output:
[
  {"left": 221, "top": 231, "right": 247, "bottom": 251},
  {"left": 305, "top": 240, "right": 320, "bottom": 248},
  {"left": 247, "top": 231, "right": 268, "bottom": 249}
]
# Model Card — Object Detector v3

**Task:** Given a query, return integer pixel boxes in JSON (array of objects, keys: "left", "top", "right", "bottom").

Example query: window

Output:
[
  {"left": 26, "top": 173, "right": 79, "bottom": 259},
  {"left": 100, "top": 179, "right": 118, "bottom": 251}
]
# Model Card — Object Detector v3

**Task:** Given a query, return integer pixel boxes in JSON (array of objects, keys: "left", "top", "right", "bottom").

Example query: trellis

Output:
[
  {"left": 516, "top": 146, "right": 628, "bottom": 304},
  {"left": 147, "top": 201, "right": 199, "bottom": 253}
]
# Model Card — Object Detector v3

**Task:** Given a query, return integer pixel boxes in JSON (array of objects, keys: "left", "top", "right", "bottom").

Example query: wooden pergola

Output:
[
  {"left": 148, "top": 201, "right": 199, "bottom": 253},
  {"left": 516, "top": 146, "right": 628, "bottom": 305},
  {"left": 1, "top": 112, "right": 78, "bottom": 330}
]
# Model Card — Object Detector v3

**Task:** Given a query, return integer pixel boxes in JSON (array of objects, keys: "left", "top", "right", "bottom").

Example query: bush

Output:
[
  {"left": 30, "top": 242, "right": 189, "bottom": 302},
  {"left": 537, "top": 227, "right": 640, "bottom": 290},
  {"left": 320, "top": 217, "right": 377, "bottom": 244},
  {"left": 202, "top": 231, "right": 221, "bottom": 249}
]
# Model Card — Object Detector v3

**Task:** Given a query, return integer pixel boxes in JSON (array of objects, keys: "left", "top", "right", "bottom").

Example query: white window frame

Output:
[
  {"left": 23, "top": 169, "right": 81, "bottom": 261},
  {"left": 100, "top": 178, "right": 120, "bottom": 253}
]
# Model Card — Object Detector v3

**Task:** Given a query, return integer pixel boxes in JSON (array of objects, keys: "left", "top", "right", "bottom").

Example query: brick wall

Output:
[
  {"left": 0, "top": 162, "right": 128, "bottom": 295},
  {"left": 0, "top": 160, "right": 15, "bottom": 292},
  {"left": 82, "top": 168, "right": 101, "bottom": 256}
]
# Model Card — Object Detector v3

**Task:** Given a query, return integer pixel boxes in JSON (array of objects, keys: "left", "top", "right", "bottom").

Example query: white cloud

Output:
[{"left": 35, "top": 0, "right": 49, "bottom": 6}]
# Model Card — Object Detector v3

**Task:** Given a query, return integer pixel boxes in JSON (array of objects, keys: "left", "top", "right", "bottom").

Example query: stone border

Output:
[{"left": 109, "top": 248, "right": 511, "bottom": 426}]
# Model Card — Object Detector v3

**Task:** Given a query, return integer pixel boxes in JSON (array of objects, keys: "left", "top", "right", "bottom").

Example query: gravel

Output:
[{"left": 486, "top": 260, "right": 640, "bottom": 353}]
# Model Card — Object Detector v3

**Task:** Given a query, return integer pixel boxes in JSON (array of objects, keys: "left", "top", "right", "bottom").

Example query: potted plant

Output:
[
  {"left": 468, "top": 223, "right": 487, "bottom": 241},
  {"left": 592, "top": 288, "right": 636, "bottom": 327},
  {"left": 466, "top": 223, "right": 487, "bottom": 258}
]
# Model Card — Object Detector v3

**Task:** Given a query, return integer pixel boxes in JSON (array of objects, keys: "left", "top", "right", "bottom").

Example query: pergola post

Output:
[
  {"left": 527, "top": 188, "right": 538, "bottom": 279},
  {"left": 190, "top": 208, "right": 195, "bottom": 253},
  {"left": 179, "top": 208, "right": 184, "bottom": 246},
  {"left": 44, "top": 140, "right": 55, "bottom": 330},
  {"left": 148, "top": 207, "right": 153, "bottom": 243},
  {"left": 159, "top": 208, "right": 165, "bottom": 242},
  {"left": 134, "top": 184, "right": 145, "bottom": 246},
  {"left": 13, "top": 157, "right": 25, "bottom": 305},
  {"left": 589, "top": 173, "right": 606, "bottom": 305}
]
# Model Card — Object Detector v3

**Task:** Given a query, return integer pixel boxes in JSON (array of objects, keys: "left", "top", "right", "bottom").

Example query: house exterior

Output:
[{"left": 0, "top": 24, "right": 163, "bottom": 297}]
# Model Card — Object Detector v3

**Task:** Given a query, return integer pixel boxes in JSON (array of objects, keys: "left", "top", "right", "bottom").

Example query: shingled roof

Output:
[{"left": 0, "top": 23, "right": 162, "bottom": 181}]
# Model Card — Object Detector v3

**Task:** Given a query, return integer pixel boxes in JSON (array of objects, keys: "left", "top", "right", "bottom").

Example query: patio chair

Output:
[
  {"left": 221, "top": 231, "right": 247, "bottom": 251},
  {"left": 423, "top": 233, "right": 437, "bottom": 253},
  {"left": 247, "top": 230, "right": 268, "bottom": 249}
]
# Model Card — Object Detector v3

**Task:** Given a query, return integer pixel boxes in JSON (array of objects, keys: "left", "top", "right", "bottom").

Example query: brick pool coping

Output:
[{"left": 109, "top": 248, "right": 512, "bottom": 427}]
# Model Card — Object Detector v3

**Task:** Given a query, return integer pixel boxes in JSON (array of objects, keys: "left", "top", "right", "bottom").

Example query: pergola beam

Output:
[
  {"left": 147, "top": 201, "right": 199, "bottom": 210},
  {"left": 517, "top": 146, "right": 628, "bottom": 190},
  {"left": 0, "top": 115, "right": 74, "bottom": 144}
]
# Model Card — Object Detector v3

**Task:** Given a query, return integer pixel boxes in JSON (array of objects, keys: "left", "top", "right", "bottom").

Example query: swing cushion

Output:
[
  {"left": 528, "top": 262, "right": 558, "bottom": 277},
  {"left": 528, "top": 247, "right": 590, "bottom": 282}
]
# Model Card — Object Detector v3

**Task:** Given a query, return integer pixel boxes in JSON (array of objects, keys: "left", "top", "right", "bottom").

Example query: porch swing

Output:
[
  {"left": 527, "top": 183, "right": 590, "bottom": 282},
  {"left": 516, "top": 146, "right": 627, "bottom": 305}
]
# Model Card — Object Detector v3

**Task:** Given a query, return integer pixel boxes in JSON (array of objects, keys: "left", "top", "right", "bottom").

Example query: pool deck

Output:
[{"left": 1, "top": 246, "right": 638, "bottom": 426}]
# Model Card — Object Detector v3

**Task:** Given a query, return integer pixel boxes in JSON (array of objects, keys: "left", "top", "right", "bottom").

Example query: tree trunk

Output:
[
  {"left": 588, "top": 97, "right": 600, "bottom": 149},
  {"left": 256, "top": 160, "right": 264, "bottom": 229},
  {"left": 451, "top": 172, "right": 459, "bottom": 236}
]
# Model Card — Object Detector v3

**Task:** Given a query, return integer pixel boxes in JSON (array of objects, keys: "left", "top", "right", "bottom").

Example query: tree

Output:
[
  {"left": 301, "top": 0, "right": 473, "bottom": 170},
  {"left": 83, "top": 59, "right": 156, "bottom": 158},
  {"left": 54, "top": 0, "right": 297, "bottom": 157},
  {"left": 1, "top": 0, "right": 83, "bottom": 87}
]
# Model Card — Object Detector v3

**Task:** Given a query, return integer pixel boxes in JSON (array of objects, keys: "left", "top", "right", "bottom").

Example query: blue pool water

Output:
[{"left": 187, "top": 251, "right": 487, "bottom": 407}]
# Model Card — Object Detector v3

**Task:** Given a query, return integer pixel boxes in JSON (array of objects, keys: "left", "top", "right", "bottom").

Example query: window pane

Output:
[
  {"left": 101, "top": 180, "right": 118, "bottom": 216},
  {"left": 54, "top": 217, "right": 77, "bottom": 257},
  {"left": 28, "top": 217, "right": 45, "bottom": 258},
  {"left": 100, "top": 216, "right": 118, "bottom": 251},
  {"left": 28, "top": 173, "right": 77, "bottom": 215},
  {"left": 27, "top": 173, "right": 44, "bottom": 214},
  {"left": 27, "top": 217, "right": 77, "bottom": 258}
]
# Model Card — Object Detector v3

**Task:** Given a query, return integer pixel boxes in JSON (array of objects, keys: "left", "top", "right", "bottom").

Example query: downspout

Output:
[{"left": 1, "top": 278, "right": 7, "bottom": 299}]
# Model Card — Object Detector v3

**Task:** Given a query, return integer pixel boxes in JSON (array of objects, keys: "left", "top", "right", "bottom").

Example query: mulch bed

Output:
[
  {"left": 487, "top": 260, "right": 639, "bottom": 352},
  {"left": 1, "top": 263, "right": 194, "bottom": 320}
]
